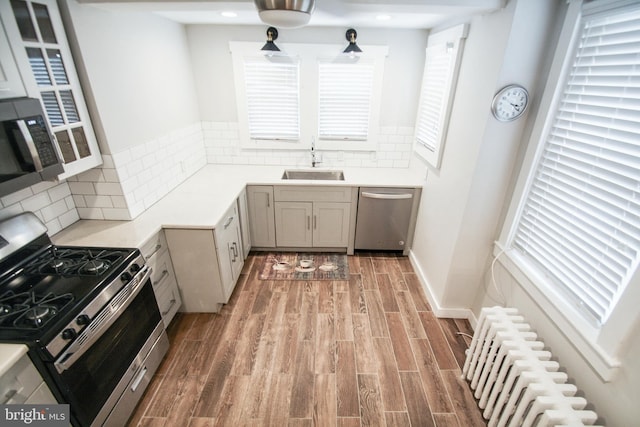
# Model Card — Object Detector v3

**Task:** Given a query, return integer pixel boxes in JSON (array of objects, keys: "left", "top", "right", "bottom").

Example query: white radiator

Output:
[{"left": 462, "top": 306, "right": 601, "bottom": 427}]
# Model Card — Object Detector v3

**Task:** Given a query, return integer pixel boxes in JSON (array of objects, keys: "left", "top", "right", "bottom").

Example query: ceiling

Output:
[{"left": 77, "top": 0, "right": 506, "bottom": 29}]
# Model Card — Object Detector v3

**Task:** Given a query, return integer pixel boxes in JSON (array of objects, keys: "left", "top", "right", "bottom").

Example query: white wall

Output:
[
  {"left": 55, "top": 1, "right": 206, "bottom": 220},
  {"left": 60, "top": 1, "right": 201, "bottom": 154},
  {"left": 407, "top": 0, "right": 638, "bottom": 423},
  {"left": 186, "top": 25, "right": 428, "bottom": 128},
  {"left": 478, "top": 260, "right": 640, "bottom": 425},
  {"left": 410, "top": 0, "right": 561, "bottom": 313}
]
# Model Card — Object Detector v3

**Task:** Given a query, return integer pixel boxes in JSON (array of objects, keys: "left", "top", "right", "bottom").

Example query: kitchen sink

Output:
[{"left": 281, "top": 169, "right": 345, "bottom": 180}]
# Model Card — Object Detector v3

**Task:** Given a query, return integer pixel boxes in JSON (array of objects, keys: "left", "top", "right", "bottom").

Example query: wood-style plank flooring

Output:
[{"left": 127, "top": 252, "right": 486, "bottom": 426}]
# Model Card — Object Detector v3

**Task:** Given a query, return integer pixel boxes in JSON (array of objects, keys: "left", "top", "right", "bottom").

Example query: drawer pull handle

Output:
[
  {"left": 232, "top": 242, "right": 239, "bottom": 259},
  {"left": 131, "top": 367, "right": 148, "bottom": 392},
  {"left": 153, "top": 270, "right": 169, "bottom": 287},
  {"left": 162, "top": 299, "right": 177, "bottom": 316},
  {"left": 223, "top": 216, "right": 234, "bottom": 229},
  {"left": 2, "top": 389, "right": 17, "bottom": 404}
]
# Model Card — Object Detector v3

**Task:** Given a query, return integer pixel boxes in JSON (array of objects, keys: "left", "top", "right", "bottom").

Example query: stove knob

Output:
[
  {"left": 62, "top": 328, "right": 77, "bottom": 340},
  {"left": 121, "top": 272, "right": 133, "bottom": 282},
  {"left": 76, "top": 314, "right": 91, "bottom": 326},
  {"left": 130, "top": 263, "right": 141, "bottom": 273}
]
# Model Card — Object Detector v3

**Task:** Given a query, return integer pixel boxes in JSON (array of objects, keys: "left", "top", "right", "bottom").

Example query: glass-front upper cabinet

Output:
[{"left": 0, "top": 0, "right": 101, "bottom": 179}]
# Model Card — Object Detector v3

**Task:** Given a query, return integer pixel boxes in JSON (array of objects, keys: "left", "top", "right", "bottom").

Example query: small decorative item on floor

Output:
[{"left": 260, "top": 253, "right": 349, "bottom": 280}]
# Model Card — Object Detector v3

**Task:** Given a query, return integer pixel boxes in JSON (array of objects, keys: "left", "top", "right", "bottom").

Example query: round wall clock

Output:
[{"left": 491, "top": 84, "right": 529, "bottom": 122}]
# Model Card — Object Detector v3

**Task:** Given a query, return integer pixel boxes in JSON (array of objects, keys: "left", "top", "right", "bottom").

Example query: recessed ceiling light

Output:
[
  {"left": 221, "top": 11, "right": 238, "bottom": 18},
  {"left": 376, "top": 14, "right": 391, "bottom": 21}
]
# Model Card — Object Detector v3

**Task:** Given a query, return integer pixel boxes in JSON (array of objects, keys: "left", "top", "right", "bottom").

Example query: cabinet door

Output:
[
  {"left": 237, "top": 188, "right": 251, "bottom": 258},
  {"left": 313, "top": 202, "right": 351, "bottom": 247},
  {"left": 216, "top": 203, "right": 244, "bottom": 303},
  {"left": 165, "top": 228, "right": 223, "bottom": 312},
  {"left": 275, "top": 202, "right": 312, "bottom": 247},
  {"left": 247, "top": 186, "right": 276, "bottom": 247},
  {"left": 0, "top": 22, "right": 26, "bottom": 99}
]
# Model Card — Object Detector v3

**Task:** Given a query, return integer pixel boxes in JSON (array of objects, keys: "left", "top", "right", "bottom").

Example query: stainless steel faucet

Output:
[{"left": 311, "top": 137, "right": 322, "bottom": 167}]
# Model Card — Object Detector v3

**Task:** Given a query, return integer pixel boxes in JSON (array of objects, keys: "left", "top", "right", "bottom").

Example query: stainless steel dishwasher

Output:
[{"left": 355, "top": 187, "right": 417, "bottom": 252}]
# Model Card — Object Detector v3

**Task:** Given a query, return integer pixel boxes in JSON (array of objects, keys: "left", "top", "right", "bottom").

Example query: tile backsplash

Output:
[
  {"left": 203, "top": 121, "right": 414, "bottom": 168},
  {"left": 0, "top": 121, "right": 416, "bottom": 231},
  {"left": 0, "top": 180, "right": 78, "bottom": 235},
  {"left": 69, "top": 122, "right": 206, "bottom": 220}
]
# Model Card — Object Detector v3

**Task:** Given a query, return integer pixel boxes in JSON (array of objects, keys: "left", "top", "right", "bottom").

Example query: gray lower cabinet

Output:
[
  {"left": 165, "top": 201, "right": 244, "bottom": 312},
  {"left": 237, "top": 187, "right": 251, "bottom": 259},
  {"left": 247, "top": 185, "right": 276, "bottom": 248},
  {"left": 273, "top": 186, "right": 354, "bottom": 249},
  {"left": 140, "top": 230, "right": 181, "bottom": 327},
  {"left": 1, "top": 354, "right": 56, "bottom": 404}
]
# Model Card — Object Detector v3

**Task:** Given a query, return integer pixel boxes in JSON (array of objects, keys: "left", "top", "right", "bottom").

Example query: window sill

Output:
[
  {"left": 494, "top": 242, "right": 621, "bottom": 382},
  {"left": 240, "top": 139, "right": 303, "bottom": 150}
]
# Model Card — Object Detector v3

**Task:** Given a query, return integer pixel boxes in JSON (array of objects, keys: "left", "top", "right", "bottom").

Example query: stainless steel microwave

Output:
[{"left": 0, "top": 98, "right": 63, "bottom": 197}]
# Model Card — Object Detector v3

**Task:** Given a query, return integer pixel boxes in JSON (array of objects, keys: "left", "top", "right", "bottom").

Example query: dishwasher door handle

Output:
[{"left": 361, "top": 191, "right": 413, "bottom": 200}]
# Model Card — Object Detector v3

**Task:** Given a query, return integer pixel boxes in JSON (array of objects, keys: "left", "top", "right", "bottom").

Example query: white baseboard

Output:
[{"left": 408, "top": 250, "right": 477, "bottom": 329}]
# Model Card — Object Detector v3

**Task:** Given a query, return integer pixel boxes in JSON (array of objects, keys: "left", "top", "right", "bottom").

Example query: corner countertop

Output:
[
  {"left": 52, "top": 164, "right": 425, "bottom": 248},
  {"left": 0, "top": 344, "right": 28, "bottom": 377}
]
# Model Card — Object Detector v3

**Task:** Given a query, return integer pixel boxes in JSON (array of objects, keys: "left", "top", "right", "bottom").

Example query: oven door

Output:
[{"left": 51, "top": 272, "right": 165, "bottom": 427}]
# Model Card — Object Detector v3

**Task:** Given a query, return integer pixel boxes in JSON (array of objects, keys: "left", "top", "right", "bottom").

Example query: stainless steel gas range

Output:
[{"left": 0, "top": 212, "right": 169, "bottom": 426}]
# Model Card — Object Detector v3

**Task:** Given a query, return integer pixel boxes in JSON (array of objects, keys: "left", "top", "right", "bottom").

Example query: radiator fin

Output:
[{"left": 463, "top": 306, "right": 601, "bottom": 427}]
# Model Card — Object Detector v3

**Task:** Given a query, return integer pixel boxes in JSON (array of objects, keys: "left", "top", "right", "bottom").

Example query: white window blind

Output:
[
  {"left": 244, "top": 57, "right": 300, "bottom": 140},
  {"left": 512, "top": 3, "right": 640, "bottom": 325},
  {"left": 318, "top": 61, "right": 374, "bottom": 140},
  {"left": 413, "top": 24, "right": 467, "bottom": 169},
  {"left": 416, "top": 44, "right": 453, "bottom": 152}
]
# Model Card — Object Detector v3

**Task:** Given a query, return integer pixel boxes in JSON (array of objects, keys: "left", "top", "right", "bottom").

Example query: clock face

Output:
[{"left": 492, "top": 85, "right": 529, "bottom": 122}]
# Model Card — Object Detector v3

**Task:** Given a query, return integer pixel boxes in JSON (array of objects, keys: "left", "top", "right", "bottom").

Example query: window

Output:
[
  {"left": 318, "top": 60, "right": 374, "bottom": 141},
  {"left": 244, "top": 57, "right": 300, "bottom": 141},
  {"left": 231, "top": 42, "right": 387, "bottom": 150},
  {"left": 499, "top": 0, "right": 640, "bottom": 378},
  {"left": 414, "top": 24, "right": 468, "bottom": 169}
]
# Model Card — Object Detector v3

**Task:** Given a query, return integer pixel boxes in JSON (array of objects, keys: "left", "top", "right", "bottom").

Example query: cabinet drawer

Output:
[
  {"left": 25, "top": 381, "right": 56, "bottom": 404},
  {"left": 150, "top": 250, "right": 176, "bottom": 291},
  {"left": 1, "top": 354, "right": 45, "bottom": 405},
  {"left": 156, "top": 278, "right": 180, "bottom": 319},
  {"left": 274, "top": 186, "right": 352, "bottom": 202},
  {"left": 140, "top": 230, "right": 168, "bottom": 262}
]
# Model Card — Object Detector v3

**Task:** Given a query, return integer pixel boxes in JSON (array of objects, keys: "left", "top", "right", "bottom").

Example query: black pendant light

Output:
[
  {"left": 343, "top": 28, "right": 362, "bottom": 55},
  {"left": 261, "top": 27, "right": 280, "bottom": 52}
]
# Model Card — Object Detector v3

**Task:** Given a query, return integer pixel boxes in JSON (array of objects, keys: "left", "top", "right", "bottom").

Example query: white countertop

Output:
[
  {"left": 0, "top": 344, "right": 28, "bottom": 377},
  {"left": 53, "top": 164, "right": 425, "bottom": 248}
]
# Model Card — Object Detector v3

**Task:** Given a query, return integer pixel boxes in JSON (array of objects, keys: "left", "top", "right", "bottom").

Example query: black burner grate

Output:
[
  {"left": 25, "top": 248, "right": 127, "bottom": 276},
  {"left": 0, "top": 291, "right": 74, "bottom": 329}
]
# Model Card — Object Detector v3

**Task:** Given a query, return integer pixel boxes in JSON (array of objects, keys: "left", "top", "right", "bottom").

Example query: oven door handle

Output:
[{"left": 54, "top": 266, "right": 153, "bottom": 374}]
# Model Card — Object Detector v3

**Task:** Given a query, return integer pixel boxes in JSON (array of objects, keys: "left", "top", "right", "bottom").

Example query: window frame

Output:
[
  {"left": 413, "top": 24, "right": 468, "bottom": 169},
  {"left": 230, "top": 41, "right": 388, "bottom": 151},
  {"left": 497, "top": 0, "right": 640, "bottom": 381}
]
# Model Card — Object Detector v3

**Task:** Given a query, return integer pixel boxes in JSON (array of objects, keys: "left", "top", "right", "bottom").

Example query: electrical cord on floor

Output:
[
  {"left": 456, "top": 332, "right": 474, "bottom": 340},
  {"left": 487, "top": 246, "right": 508, "bottom": 306}
]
